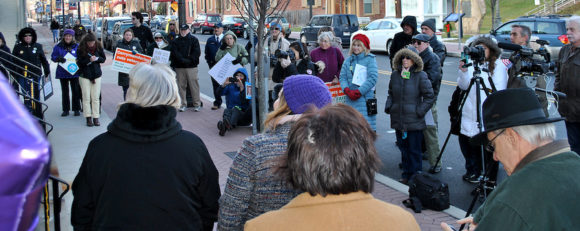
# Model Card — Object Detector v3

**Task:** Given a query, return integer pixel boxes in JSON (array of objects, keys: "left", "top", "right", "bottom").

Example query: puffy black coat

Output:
[
  {"left": 419, "top": 48, "right": 441, "bottom": 98},
  {"left": 428, "top": 35, "right": 446, "bottom": 66},
  {"left": 170, "top": 34, "right": 201, "bottom": 68},
  {"left": 114, "top": 39, "right": 143, "bottom": 87},
  {"left": 389, "top": 16, "right": 419, "bottom": 66},
  {"left": 12, "top": 27, "right": 50, "bottom": 78},
  {"left": 385, "top": 48, "right": 435, "bottom": 131},
  {"left": 77, "top": 47, "right": 106, "bottom": 80},
  {"left": 131, "top": 25, "right": 154, "bottom": 54},
  {"left": 296, "top": 58, "right": 319, "bottom": 76},
  {"left": 272, "top": 61, "right": 298, "bottom": 83},
  {"left": 71, "top": 103, "right": 220, "bottom": 231}
]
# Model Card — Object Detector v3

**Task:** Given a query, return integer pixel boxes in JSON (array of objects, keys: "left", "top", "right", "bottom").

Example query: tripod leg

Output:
[{"left": 431, "top": 129, "right": 452, "bottom": 171}]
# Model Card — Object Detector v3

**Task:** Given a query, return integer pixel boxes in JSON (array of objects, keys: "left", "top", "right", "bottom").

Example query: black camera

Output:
[
  {"left": 275, "top": 49, "right": 295, "bottom": 60},
  {"left": 463, "top": 45, "right": 486, "bottom": 63},
  {"left": 229, "top": 77, "right": 238, "bottom": 83},
  {"left": 500, "top": 39, "right": 556, "bottom": 88}
]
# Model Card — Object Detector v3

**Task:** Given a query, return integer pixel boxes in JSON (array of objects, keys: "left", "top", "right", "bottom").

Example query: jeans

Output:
[
  {"left": 565, "top": 121, "right": 580, "bottom": 155},
  {"left": 396, "top": 130, "right": 423, "bottom": 180},
  {"left": 52, "top": 29, "right": 59, "bottom": 42},
  {"left": 18, "top": 76, "right": 42, "bottom": 118}
]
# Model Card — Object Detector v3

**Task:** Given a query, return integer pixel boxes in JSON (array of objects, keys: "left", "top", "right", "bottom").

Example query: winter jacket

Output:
[
  {"left": 385, "top": 48, "right": 435, "bottom": 132},
  {"left": 218, "top": 67, "right": 250, "bottom": 110},
  {"left": 0, "top": 32, "right": 12, "bottom": 78},
  {"left": 428, "top": 35, "right": 446, "bottom": 66},
  {"left": 12, "top": 27, "right": 50, "bottom": 78},
  {"left": 310, "top": 46, "right": 344, "bottom": 82},
  {"left": 457, "top": 58, "right": 508, "bottom": 137},
  {"left": 339, "top": 52, "right": 378, "bottom": 130},
  {"left": 555, "top": 44, "right": 580, "bottom": 122},
  {"left": 131, "top": 24, "right": 154, "bottom": 54},
  {"left": 71, "top": 103, "right": 220, "bottom": 231},
  {"left": 146, "top": 41, "right": 170, "bottom": 56},
  {"left": 296, "top": 58, "right": 318, "bottom": 76},
  {"left": 272, "top": 61, "right": 298, "bottom": 83},
  {"left": 72, "top": 24, "right": 87, "bottom": 42},
  {"left": 419, "top": 48, "right": 441, "bottom": 98},
  {"left": 50, "top": 20, "right": 60, "bottom": 30},
  {"left": 51, "top": 41, "right": 79, "bottom": 79},
  {"left": 76, "top": 47, "right": 106, "bottom": 80},
  {"left": 217, "top": 121, "right": 302, "bottom": 230},
  {"left": 170, "top": 33, "right": 201, "bottom": 68},
  {"left": 215, "top": 31, "right": 249, "bottom": 66},
  {"left": 115, "top": 39, "right": 143, "bottom": 87},
  {"left": 389, "top": 16, "right": 419, "bottom": 66},
  {"left": 205, "top": 33, "right": 222, "bottom": 67}
]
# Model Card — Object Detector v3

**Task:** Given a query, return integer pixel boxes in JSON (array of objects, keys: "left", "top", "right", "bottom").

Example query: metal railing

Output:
[
  {"left": 526, "top": 0, "right": 577, "bottom": 16},
  {"left": 40, "top": 176, "right": 70, "bottom": 231}
]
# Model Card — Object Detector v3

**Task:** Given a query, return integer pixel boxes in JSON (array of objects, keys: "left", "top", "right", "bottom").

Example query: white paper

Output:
[
  {"left": 352, "top": 64, "right": 367, "bottom": 86},
  {"left": 58, "top": 52, "right": 79, "bottom": 75},
  {"left": 209, "top": 53, "right": 243, "bottom": 84},
  {"left": 152, "top": 48, "right": 170, "bottom": 64},
  {"left": 43, "top": 75, "right": 53, "bottom": 100},
  {"left": 425, "top": 109, "right": 435, "bottom": 126}
]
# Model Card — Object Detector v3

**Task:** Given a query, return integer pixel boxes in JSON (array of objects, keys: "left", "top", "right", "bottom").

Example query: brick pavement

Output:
[{"left": 28, "top": 21, "right": 463, "bottom": 231}]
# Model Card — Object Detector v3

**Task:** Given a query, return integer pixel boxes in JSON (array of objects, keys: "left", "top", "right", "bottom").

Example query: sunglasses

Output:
[
  {"left": 485, "top": 129, "right": 506, "bottom": 153},
  {"left": 155, "top": 37, "right": 163, "bottom": 39},
  {"left": 273, "top": 28, "right": 280, "bottom": 30},
  {"left": 412, "top": 40, "right": 422, "bottom": 45},
  {"left": 402, "top": 56, "right": 411, "bottom": 60},
  {"left": 24, "top": 34, "right": 32, "bottom": 37}
]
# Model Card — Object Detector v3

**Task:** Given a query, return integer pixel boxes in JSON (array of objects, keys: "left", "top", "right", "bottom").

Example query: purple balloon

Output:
[{"left": 0, "top": 73, "right": 50, "bottom": 231}]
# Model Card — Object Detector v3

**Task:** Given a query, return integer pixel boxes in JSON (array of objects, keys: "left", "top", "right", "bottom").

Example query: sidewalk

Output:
[{"left": 32, "top": 22, "right": 461, "bottom": 230}]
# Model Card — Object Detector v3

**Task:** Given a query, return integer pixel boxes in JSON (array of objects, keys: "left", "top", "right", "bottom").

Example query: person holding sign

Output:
[
  {"left": 51, "top": 29, "right": 81, "bottom": 117},
  {"left": 77, "top": 33, "right": 106, "bottom": 127},
  {"left": 215, "top": 31, "right": 248, "bottom": 67},
  {"left": 147, "top": 32, "right": 170, "bottom": 57},
  {"left": 339, "top": 34, "right": 378, "bottom": 131},
  {"left": 114, "top": 28, "right": 143, "bottom": 100},
  {"left": 385, "top": 48, "right": 434, "bottom": 184},
  {"left": 216, "top": 68, "right": 252, "bottom": 136}
]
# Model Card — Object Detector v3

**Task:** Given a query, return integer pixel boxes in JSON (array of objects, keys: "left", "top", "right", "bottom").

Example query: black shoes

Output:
[
  {"left": 463, "top": 173, "right": 480, "bottom": 184},
  {"left": 93, "top": 118, "right": 100, "bottom": 126},
  {"left": 86, "top": 117, "right": 93, "bottom": 127},
  {"left": 218, "top": 121, "right": 227, "bottom": 136},
  {"left": 74, "top": 110, "right": 81, "bottom": 116},
  {"left": 61, "top": 111, "right": 69, "bottom": 117}
]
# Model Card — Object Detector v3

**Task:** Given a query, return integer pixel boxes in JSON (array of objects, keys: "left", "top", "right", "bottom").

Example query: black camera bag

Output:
[{"left": 403, "top": 173, "right": 450, "bottom": 213}]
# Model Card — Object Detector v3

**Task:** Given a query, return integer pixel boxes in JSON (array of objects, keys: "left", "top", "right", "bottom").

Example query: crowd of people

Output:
[{"left": 4, "top": 12, "right": 580, "bottom": 231}]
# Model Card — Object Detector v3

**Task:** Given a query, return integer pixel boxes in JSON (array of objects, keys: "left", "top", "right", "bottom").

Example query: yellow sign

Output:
[{"left": 171, "top": 1, "right": 178, "bottom": 12}]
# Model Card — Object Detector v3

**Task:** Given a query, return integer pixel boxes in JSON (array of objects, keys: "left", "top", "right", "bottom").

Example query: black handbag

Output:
[
  {"left": 366, "top": 98, "right": 377, "bottom": 115},
  {"left": 403, "top": 173, "right": 450, "bottom": 213}
]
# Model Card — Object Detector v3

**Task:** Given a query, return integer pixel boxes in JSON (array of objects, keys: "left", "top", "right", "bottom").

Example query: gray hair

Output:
[
  {"left": 511, "top": 24, "right": 531, "bottom": 45},
  {"left": 511, "top": 123, "right": 556, "bottom": 146},
  {"left": 124, "top": 63, "right": 181, "bottom": 108},
  {"left": 317, "top": 31, "right": 334, "bottom": 44},
  {"left": 566, "top": 16, "right": 580, "bottom": 30}
]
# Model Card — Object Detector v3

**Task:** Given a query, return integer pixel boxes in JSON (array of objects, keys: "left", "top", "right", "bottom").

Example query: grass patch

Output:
[
  {"left": 291, "top": 27, "right": 302, "bottom": 32},
  {"left": 558, "top": 2, "right": 580, "bottom": 15},
  {"left": 479, "top": 0, "right": 538, "bottom": 33}
]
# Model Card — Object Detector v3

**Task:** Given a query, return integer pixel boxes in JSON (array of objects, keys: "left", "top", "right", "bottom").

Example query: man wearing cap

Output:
[
  {"left": 268, "top": 22, "right": 290, "bottom": 110},
  {"left": 420, "top": 19, "right": 445, "bottom": 66},
  {"left": 205, "top": 23, "right": 225, "bottom": 110},
  {"left": 413, "top": 34, "right": 442, "bottom": 173},
  {"left": 170, "top": 24, "right": 202, "bottom": 112},
  {"left": 389, "top": 15, "right": 419, "bottom": 69},
  {"left": 441, "top": 88, "right": 580, "bottom": 231},
  {"left": 131, "top": 12, "right": 154, "bottom": 54}
]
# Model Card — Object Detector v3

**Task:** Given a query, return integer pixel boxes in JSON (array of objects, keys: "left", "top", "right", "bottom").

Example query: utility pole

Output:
[
  {"left": 178, "top": 0, "right": 185, "bottom": 26},
  {"left": 493, "top": 0, "right": 501, "bottom": 29},
  {"left": 249, "top": 0, "right": 256, "bottom": 134}
]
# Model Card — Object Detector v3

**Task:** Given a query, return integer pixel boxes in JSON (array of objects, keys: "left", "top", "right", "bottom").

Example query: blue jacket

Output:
[
  {"left": 218, "top": 67, "right": 249, "bottom": 110},
  {"left": 339, "top": 52, "right": 378, "bottom": 130},
  {"left": 51, "top": 41, "right": 79, "bottom": 79},
  {"left": 204, "top": 34, "right": 221, "bottom": 67}
]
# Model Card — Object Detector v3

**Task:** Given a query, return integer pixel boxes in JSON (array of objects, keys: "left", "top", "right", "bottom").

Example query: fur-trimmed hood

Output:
[
  {"left": 17, "top": 27, "right": 37, "bottom": 44},
  {"left": 471, "top": 36, "right": 501, "bottom": 61},
  {"left": 392, "top": 48, "right": 423, "bottom": 72}
]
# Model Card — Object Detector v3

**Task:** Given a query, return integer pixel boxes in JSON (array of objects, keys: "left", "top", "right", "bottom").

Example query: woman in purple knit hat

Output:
[{"left": 310, "top": 32, "right": 344, "bottom": 84}]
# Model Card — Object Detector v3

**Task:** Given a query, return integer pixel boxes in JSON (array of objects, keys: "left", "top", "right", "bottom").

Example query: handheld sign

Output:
[{"left": 112, "top": 48, "right": 152, "bottom": 74}]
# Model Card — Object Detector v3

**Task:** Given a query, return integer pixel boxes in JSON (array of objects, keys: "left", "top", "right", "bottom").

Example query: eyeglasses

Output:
[
  {"left": 412, "top": 40, "right": 422, "bottom": 45},
  {"left": 402, "top": 56, "right": 411, "bottom": 60},
  {"left": 485, "top": 129, "right": 506, "bottom": 153}
]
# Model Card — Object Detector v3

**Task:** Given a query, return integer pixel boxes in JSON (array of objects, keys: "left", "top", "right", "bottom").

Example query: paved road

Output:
[{"left": 107, "top": 33, "right": 568, "bottom": 212}]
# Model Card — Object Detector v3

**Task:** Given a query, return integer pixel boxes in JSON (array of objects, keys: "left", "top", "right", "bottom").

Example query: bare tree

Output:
[
  {"left": 489, "top": 0, "right": 501, "bottom": 30},
  {"left": 232, "top": 0, "right": 291, "bottom": 132}
]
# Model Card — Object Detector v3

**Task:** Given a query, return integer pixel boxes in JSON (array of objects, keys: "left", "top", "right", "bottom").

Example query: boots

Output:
[
  {"left": 86, "top": 117, "right": 93, "bottom": 127},
  {"left": 93, "top": 118, "right": 100, "bottom": 126}
]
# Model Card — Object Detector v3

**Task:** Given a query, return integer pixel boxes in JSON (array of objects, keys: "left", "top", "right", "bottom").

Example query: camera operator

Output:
[
  {"left": 457, "top": 36, "right": 507, "bottom": 183},
  {"left": 216, "top": 68, "right": 252, "bottom": 136},
  {"left": 267, "top": 22, "right": 290, "bottom": 111},
  {"left": 555, "top": 16, "right": 580, "bottom": 155},
  {"left": 412, "top": 34, "right": 442, "bottom": 173},
  {"left": 272, "top": 49, "right": 298, "bottom": 84},
  {"left": 506, "top": 24, "right": 549, "bottom": 116}
]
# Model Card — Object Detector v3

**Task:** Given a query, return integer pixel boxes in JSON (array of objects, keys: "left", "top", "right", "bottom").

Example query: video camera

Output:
[
  {"left": 498, "top": 40, "right": 555, "bottom": 88},
  {"left": 274, "top": 49, "right": 295, "bottom": 61},
  {"left": 463, "top": 45, "right": 486, "bottom": 63}
]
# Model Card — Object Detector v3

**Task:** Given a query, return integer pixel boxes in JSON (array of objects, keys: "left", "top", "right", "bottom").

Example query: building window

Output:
[
  {"left": 209, "top": 0, "right": 212, "bottom": 10},
  {"left": 226, "top": 0, "right": 231, "bottom": 10},
  {"left": 200, "top": 0, "right": 205, "bottom": 11},
  {"left": 189, "top": 1, "right": 193, "bottom": 17},
  {"left": 363, "top": 0, "right": 372, "bottom": 14}
]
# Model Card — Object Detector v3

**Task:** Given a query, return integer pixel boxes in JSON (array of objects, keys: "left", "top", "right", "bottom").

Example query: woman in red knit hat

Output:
[{"left": 338, "top": 33, "right": 378, "bottom": 130}]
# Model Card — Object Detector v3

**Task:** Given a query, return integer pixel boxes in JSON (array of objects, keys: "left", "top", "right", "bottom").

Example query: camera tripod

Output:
[{"left": 429, "top": 62, "right": 499, "bottom": 230}]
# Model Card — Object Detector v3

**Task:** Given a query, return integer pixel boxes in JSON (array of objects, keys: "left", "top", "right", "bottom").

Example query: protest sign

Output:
[
  {"left": 152, "top": 48, "right": 170, "bottom": 64},
  {"left": 208, "top": 53, "right": 243, "bottom": 84},
  {"left": 325, "top": 82, "right": 347, "bottom": 104},
  {"left": 111, "top": 48, "right": 152, "bottom": 74},
  {"left": 58, "top": 52, "right": 79, "bottom": 75}
]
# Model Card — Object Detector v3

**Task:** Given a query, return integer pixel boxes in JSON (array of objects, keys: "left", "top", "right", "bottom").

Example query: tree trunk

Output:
[{"left": 256, "top": 15, "right": 268, "bottom": 132}]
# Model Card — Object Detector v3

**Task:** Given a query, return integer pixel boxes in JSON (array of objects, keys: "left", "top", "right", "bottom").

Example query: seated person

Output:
[{"left": 216, "top": 67, "right": 252, "bottom": 136}]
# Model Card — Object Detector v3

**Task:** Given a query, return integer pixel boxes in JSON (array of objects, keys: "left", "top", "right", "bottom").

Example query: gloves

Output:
[
  {"left": 56, "top": 57, "right": 66, "bottom": 63},
  {"left": 220, "top": 43, "right": 228, "bottom": 50},
  {"left": 232, "top": 56, "right": 242, "bottom": 65},
  {"left": 280, "top": 57, "right": 291, "bottom": 68},
  {"left": 315, "top": 60, "right": 326, "bottom": 73},
  {"left": 344, "top": 87, "right": 362, "bottom": 101}
]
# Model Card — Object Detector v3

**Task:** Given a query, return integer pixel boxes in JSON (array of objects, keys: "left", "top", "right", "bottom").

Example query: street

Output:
[{"left": 137, "top": 32, "right": 569, "bottom": 212}]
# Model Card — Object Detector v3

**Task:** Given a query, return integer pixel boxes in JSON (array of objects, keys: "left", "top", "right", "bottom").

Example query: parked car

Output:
[
  {"left": 222, "top": 15, "right": 247, "bottom": 38},
  {"left": 488, "top": 15, "right": 570, "bottom": 58},
  {"left": 266, "top": 15, "right": 291, "bottom": 38},
  {"left": 300, "top": 14, "right": 359, "bottom": 47},
  {"left": 81, "top": 18, "right": 93, "bottom": 32},
  {"left": 192, "top": 13, "right": 222, "bottom": 34},
  {"left": 358, "top": 17, "right": 371, "bottom": 25},
  {"left": 94, "top": 18, "right": 103, "bottom": 41},
  {"left": 351, "top": 18, "right": 401, "bottom": 53},
  {"left": 102, "top": 16, "right": 131, "bottom": 50},
  {"left": 110, "top": 20, "right": 136, "bottom": 51},
  {"left": 150, "top": 15, "right": 165, "bottom": 31},
  {"left": 159, "top": 15, "right": 178, "bottom": 31}
]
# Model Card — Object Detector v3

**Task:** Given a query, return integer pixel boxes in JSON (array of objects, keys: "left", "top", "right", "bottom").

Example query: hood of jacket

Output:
[
  {"left": 400, "top": 16, "right": 418, "bottom": 34},
  {"left": 393, "top": 48, "right": 423, "bottom": 72},
  {"left": 233, "top": 67, "right": 248, "bottom": 80},
  {"left": 224, "top": 30, "right": 237, "bottom": 42},
  {"left": 107, "top": 103, "right": 182, "bottom": 143},
  {"left": 18, "top": 27, "right": 37, "bottom": 44}
]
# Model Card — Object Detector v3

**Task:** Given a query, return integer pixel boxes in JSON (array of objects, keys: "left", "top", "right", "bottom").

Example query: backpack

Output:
[{"left": 403, "top": 173, "right": 450, "bottom": 213}]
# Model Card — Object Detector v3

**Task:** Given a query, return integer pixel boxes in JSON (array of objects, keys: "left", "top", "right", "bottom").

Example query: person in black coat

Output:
[
  {"left": 205, "top": 23, "right": 224, "bottom": 110},
  {"left": 77, "top": 33, "right": 106, "bottom": 127},
  {"left": 0, "top": 32, "right": 12, "bottom": 79},
  {"left": 71, "top": 63, "right": 220, "bottom": 231},
  {"left": 114, "top": 28, "right": 143, "bottom": 100},
  {"left": 50, "top": 18, "right": 60, "bottom": 42},
  {"left": 389, "top": 16, "right": 419, "bottom": 69},
  {"left": 72, "top": 19, "right": 87, "bottom": 42},
  {"left": 420, "top": 18, "right": 446, "bottom": 66},
  {"left": 131, "top": 12, "right": 154, "bottom": 55},
  {"left": 170, "top": 25, "right": 202, "bottom": 111},
  {"left": 12, "top": 27, "right": 50, "bottom": 118}
]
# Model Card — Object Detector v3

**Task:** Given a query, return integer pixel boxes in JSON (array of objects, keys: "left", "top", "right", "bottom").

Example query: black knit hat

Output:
[
  {"left": 471, "top": 88, "right": 563, "bottom": 144},
  {"left": 421, "top": 19, "right": 436, "bottom": 33}
]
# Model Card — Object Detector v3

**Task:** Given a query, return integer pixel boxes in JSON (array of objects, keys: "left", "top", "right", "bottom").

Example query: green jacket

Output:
[
  {"left": 215, "top": 31, "right": 248, "bottom": 65},
  {"left": 473, "top": 140, "right": 580, "bottom": 230}
]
